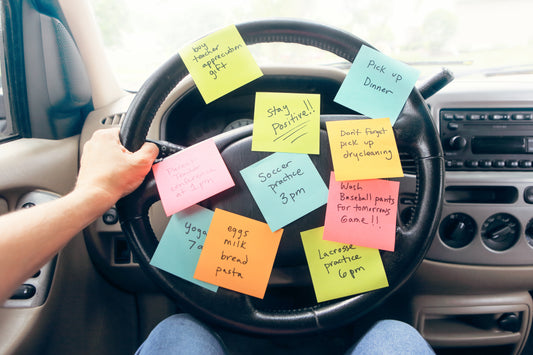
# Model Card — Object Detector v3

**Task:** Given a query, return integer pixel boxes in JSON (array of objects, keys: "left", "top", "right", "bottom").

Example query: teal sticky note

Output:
[
  {"left": 150, "top": 204, "right": 218, "bottom": 292},
  {"left": 334, "top": 45, "right": 420, "bottom": 124},
  {"left": 240, "top": 152, "right": 329, "bottom": 231}
]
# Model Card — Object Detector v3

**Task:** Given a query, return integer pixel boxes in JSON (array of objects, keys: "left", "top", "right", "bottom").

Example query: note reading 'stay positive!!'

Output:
[
  {"left": 179, "top": 25, "right": 263, "bottom": 104},
  {"left": 323, "top": 173, "right": 400, "bottom": 251},
  {"left": 150, "top": 205, "right": 218, "bottom": 292},
  {"left": 194, "top": 209, "right": 283, "bottom": 299},
  {"left": 240, "top": 152, "right": 329, "bottom": 231},
  {"left": 334, "top": 45, "right": 420, "bottom": 124},
  {"left": 326, "top": 118, "right": 403, "bottom": 181},
  {"left": 301, "top": 227, "right": 389, "bottom": 303},
  {"left": 152, "top": 139, "right": 235, "bottom": 216},
  {"left": 252, "top": 92, "right": 321, "bottom": 154}
]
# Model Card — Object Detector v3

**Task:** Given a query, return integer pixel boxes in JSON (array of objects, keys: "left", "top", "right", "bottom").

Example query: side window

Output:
[{"left": 0, "top": 12, "right": 10, "bottom": 140}]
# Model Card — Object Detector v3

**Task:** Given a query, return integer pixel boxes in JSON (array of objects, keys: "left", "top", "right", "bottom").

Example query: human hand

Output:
[{"left": 75, "top": 128, "right": 159, "bottom": 209}]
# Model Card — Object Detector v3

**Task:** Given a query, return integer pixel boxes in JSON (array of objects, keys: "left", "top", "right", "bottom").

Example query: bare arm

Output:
[{"left": 0, "top": 128, "right": 159, "bottom": 302}]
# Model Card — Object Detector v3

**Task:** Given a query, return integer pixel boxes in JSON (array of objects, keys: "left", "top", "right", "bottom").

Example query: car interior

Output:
[{"left": 1, "top": 0, "right": 533, "bottom": 354}]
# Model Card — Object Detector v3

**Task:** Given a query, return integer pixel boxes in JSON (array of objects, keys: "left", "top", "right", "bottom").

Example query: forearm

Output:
[
  {"left": 0, "top": 188, "right": 114, "bottom": 302},
  {"left": 0, "top": 128, "right": 158, "bottom": 303}
]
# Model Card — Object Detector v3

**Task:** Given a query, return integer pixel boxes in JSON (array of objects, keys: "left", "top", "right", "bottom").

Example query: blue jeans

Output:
[{"left": 135, "top": 314, "right": 434, "bottom": 354}]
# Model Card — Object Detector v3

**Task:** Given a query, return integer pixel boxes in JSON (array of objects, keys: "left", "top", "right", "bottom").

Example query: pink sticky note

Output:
[
  {"left": 323, "top": 172, "right": 399, "bottom": 251},
  {"left": 152, "top": 140, "right": 235, "bottom": 216}
]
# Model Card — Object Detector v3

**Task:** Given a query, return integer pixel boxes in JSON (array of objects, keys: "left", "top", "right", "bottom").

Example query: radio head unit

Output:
[{"left": 440, "top": 109, "right": 533, "bottom": 170}]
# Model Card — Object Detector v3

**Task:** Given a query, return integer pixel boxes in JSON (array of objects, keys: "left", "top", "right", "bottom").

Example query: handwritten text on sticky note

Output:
[
  {"left": 240, "top": 152, "right": 329, "bottom": 231},
  {"left": 326, "top": 118, "right": 403, "bottom": 181},
  {"left": 323, "top": 173, "right": 400, "bottom": 251},
  {"left": 334, "top": 45, "right": 420, "bottom": 124},
  {"left": 301, "top": 227, "right": 389, "bottom": 303},
  {"left": 152, "top": 139, "right": 235, "bottom": 216},
  {"left": 252, "top": 92, "right": 321, "bottom": 154},
  {"left": 179, "top": 25, "right": 263, "bottom": 104},
  {"left": 194, "top": 209, "right": 283, "bottom": 299},
  {"left": 150, "top": 205, "right": 218, "bottom": 292}
]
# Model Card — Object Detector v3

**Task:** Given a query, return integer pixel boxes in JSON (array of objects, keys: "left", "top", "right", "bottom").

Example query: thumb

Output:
[{"left": 134, "top": 142, "right": 160, "bottom": 163}]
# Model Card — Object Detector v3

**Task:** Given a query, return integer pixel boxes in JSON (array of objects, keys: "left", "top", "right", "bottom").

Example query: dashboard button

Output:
[
  {"left": 489, "top": 114, "right": 506, "bottom": 120},
  {"left": 506, "top": 160, "right": 519, "bottom": 168},
  {"left": 494, "top": 160, "right": 506, "bottom": 168},
  {"left": 447, "top": 122, "right": 459, "bottom": 130},
  {"left": 453, "top": 161, "right": 464, "bottom": 168},
  {"left": 466, "top": 160, "right": 479, "bottom": 168},
  {"left": 520, "top": 160, "right": 532, "bottom": 168},
  {"left": 525, "top": 186, "right": 533, "bottom": 204},
  {"left": 480, "top": 160, "right": 493, "bottom": 168},
  {"left": 443, "top": 113, "right": 454, "bottom": 121},
  {"left": 454, "top": 114, "right": 465, "bottom": 120}
]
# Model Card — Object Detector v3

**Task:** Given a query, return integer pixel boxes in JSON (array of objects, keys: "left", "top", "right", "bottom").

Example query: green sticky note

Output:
[
  {"left": 150, "top": 205, "right": 218, "bottom": 292},
  {"left": 179, "top": 25, "right": 263, "bottom": 104},
  {"left": 334, "top": 45, "right": 420, "bottom": 124},
  {"left": 300, "top": 226, "right": 389, "bottom": 303},
  {"left": 252, "top": 92, "right": 321, "bottom": 154},
  {"left": 240, "top": 152, "right": 329, "bottom": 231}
]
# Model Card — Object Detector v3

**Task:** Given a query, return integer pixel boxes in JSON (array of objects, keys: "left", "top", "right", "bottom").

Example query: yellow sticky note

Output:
[
  {"left": 300, "top": 226, "right": 389, "bottom": 303},
  {"left": 180, "top": 25, "right": 263, "bottom": 104},
  {"left": 194, "top": 209, "right": 283, "bottom": 299},
  {"left": 252, "top": 92, "right": 321, "bottom": 154},
  {"left": 326, "top": 118, "right": 403, "bottom": 181}
]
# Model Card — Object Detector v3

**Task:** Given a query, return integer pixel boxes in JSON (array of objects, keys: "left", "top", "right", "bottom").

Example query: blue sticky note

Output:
[
  {"left": 334, "top": 45, "right": 420, "bottom": 124},
  {"left": 240, "top": 152, "right": 329, "bottom": 231},
  {"left": 150, "top": 204, "right": 218, "bottom": 292}
]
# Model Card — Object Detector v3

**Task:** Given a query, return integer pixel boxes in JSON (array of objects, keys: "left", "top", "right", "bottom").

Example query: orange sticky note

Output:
[
  {"left": 326, "top": 118, "right": 403, "bottom": 181},
  {"left": 179, "top": 25, "right": 263, "bottom": 104},
  {"left": 194, "top": 209, "right": 283, "bottom": 299},
  {"left": 323, "top": 172, "right": 399, "bottom": 251},
  {"left": 152, "top": 140, "right": 235, "bottom": 216},
  {"left": 251, "top": 92, "right": 321, "bottom": 154}
]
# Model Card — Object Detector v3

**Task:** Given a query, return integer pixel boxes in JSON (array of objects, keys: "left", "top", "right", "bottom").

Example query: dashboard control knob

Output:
[
  {"left": 481, "top": 213, "right": 520, "bottom": 251},
  {"left": 439, "top": 213, "right": 477, "bottom": 248},
  {"left": 448, "top": 135, "right": 467, "bottom": 150}
]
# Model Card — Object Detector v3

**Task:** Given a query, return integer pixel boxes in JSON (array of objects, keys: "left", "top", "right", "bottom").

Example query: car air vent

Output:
[
  {"left": 101, "top": 113, "right": 126, "bottom": 126},
  {"left": 400, "top": 152, "right": 416, "bottom": 175}
]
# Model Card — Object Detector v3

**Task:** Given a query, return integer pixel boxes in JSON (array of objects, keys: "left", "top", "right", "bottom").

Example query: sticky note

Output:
[
  {"left": 323, "top": 173, "right": 400, "bottom": 251},
  {"left": 179, "top": 25, "right": 263, "bottom": 104},
  {"left": 150, "top": 205, "right": 218, "bottom": 292},
  {"left": 301, "top": 226, "right": 389, "bottom": 303},
  {"left": 334, "top": 45, "right": 420, "bottom": 124},
  {"left": 152, "top": 139, "right": 235, "bottom": 216},
  {"left": 240, "top": 152, "right": 329, "bottom": 231},
  {"left": 194, "top": 209, "right": 283, "bottom": 299},
  {"left": 251, "top": 92, "right": 321, "bottom": 154},
  {"left": 326, "top": 118, "right": 403, "bottom": 181}
]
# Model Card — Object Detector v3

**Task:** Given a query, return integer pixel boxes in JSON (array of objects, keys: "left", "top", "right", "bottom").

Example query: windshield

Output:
[{"left": 90, "top": 0, "right": 533, "bottom": 90}]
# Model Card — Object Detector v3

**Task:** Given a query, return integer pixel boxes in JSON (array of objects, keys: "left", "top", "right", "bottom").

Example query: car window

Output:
[
  {"left": 0, "top": 6, "right": 12, "bottom": 141},
  {"left": 90, "top": 0, "right": 533, "bottom": 90}
]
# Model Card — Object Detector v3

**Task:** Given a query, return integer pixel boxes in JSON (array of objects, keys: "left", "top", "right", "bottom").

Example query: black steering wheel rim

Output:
[{"left": 117, "top": 19, "right": 444, "bottom": 335}]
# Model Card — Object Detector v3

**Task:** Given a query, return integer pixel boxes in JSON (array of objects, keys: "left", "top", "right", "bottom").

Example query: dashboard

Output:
[{"left": 426, "top": 79, "right": 533, "bottom": 267}]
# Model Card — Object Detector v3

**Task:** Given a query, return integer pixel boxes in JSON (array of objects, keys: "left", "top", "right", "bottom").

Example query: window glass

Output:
[
  {"left": 0, "top": 0, "right": 13, "bottom": 140},
  {"left": 90, "top": 0, "right": 533, "bottom": 90}
]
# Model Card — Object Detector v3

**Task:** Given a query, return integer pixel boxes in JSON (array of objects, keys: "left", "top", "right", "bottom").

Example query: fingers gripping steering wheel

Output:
[{"left": 117, "top": 19, "right": 444, "bottom": 335}]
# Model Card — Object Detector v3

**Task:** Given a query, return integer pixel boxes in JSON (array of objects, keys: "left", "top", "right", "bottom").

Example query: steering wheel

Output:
[{"left": 117, "top": 19, "right": 444, "bottom": 335}]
